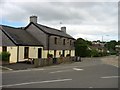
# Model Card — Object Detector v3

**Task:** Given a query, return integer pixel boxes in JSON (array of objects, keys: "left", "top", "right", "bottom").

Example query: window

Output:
[
  {"left": 63, "top": 39, "right": 65, "bottom": 45},
  {"left": 24, "top": 47, "right": 29, "bottom": 59},
  {"left": 54, "top": 37, "right": 57, "bottom": 44},
  {"left": 62, "top": 50, "right": 65, "bottom": 57},
  {"left": 2, "top": 46, "right": 7, "bottom": 52},
  {"left": 69, "top": 50, "right": 71, "bottom": 56},
  {"left": 70, "top": 40, "right": 72, "bottom": 45},
  {"left": 54, "top": 50, "right": 56, "bottom": 58}
]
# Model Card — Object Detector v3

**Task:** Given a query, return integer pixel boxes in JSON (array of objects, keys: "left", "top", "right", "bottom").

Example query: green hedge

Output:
[{"left": 0, "top": 52, "right": 11, "bottom": 61}]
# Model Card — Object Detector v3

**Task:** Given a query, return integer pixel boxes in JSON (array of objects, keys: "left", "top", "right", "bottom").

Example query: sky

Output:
[{"left": 0, "top": 0, "right": 119, "bottom": 41}]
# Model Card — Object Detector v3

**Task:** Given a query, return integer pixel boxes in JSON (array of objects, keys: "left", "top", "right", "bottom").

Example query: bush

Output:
[
  {"left": 91, "top": 49, "right": 99, "bottom": 57},
  {"left": 47, "top": 54, "right": 53, "bottom": 58},
  {"left": 0, "top": 52, "right": 11, "bottom": 61}
]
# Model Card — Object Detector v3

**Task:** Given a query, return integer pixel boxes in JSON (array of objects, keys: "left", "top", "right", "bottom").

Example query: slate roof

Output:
[
  {"left": 0, "top": 25, "right": 43, "bottom": 46},
  {"left": 29, "top": 23, "right": 75, "bottom": 39},
  {"left": 0, "top": 30, "right": 15, "bottom": 46}
]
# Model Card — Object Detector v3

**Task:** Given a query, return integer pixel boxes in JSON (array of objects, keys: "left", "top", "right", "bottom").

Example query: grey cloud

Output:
[{"left": 0, "top": 1, "right": 118, "bottom": 41}]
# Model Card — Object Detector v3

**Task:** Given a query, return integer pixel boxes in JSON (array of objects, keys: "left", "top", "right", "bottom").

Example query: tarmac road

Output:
[{"left": 1, "top": 56, "right": 119, "bottom": 88}]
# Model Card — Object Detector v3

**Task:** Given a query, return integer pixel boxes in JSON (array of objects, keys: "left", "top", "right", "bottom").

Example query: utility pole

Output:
[{"left": 102, "top": 35, "right": 109, "bottom": 43}]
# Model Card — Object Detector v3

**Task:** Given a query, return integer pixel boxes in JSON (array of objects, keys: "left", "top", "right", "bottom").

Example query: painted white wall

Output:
[
  {"left": 56, "top": 50, "right": 62, "bottom": 57},
  {"left": 65, "top": 50, "right": 70, "bottom": 57},
  {"left": 7, "top": 47, "right": 17, "bottom": 63},
  {"left": 18, "top": 46, "right": 24, "bottom": 61},
  {"left": 0, "top": 47, "right": 2, "bottom": 52},
  {"left": 42, "top": 50, "right": 48, "bottom": 58},
  {"left": 29, "top": 47, "right": 38, "bottom": 58},
  {"left": 19, "top": 46, "right": 43, "bottom": 61},
  {"left": 71, "top": 50, "right": 75, "bottom": 56},
  {"left": 0, "top": 46, "right": 17, "bottom": 63}
]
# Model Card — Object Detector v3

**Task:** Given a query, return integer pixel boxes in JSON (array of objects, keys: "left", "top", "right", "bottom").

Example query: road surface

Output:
[{"left": 1, "top": 56, "right": 119, "bottom": 88}]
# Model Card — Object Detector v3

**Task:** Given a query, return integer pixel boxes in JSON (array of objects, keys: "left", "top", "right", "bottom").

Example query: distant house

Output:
[
  {"left": 92, "top": 41, "right": 106, "bottom": 52},
  {"left": 0, "top": 16, "right": 75, "bottom": 63},
  {"left": 115, "top": 45, "right": 120, "bottom": 53}
]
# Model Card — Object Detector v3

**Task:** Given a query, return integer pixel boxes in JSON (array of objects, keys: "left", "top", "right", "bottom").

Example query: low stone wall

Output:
[{"left": 34, "top": 57, "right": 75, "bottom": 67}]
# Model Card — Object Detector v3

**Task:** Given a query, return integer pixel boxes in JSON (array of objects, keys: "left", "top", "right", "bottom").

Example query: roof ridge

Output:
[
  {"left": 1, "top": 25, "right": 23, "bottom": 29},
  {"left": 37, "top": 23, "right": 62, "bottom": 32}
]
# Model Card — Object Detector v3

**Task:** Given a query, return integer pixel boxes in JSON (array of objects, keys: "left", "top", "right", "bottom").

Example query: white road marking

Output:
[
  {"left": 0, "top": 66, "right": 13, "bottom": 70},
  {"left": 0, "top": 79, "right": 72, "bottom": 88},
  {"left": 73, "top": 68, "right": 83, "bottom": 71},
  {"left": 101, "top": 76, "right": 120, "bottom": 79},
  {"left": 50, "top": 70, "right": 71, "bottom": 74},
  {"left": 50, "top": 68, "right": 83, "bottom": 74},
  {"left": 2, "top": 68, "right": 44, "bottom": 73}
]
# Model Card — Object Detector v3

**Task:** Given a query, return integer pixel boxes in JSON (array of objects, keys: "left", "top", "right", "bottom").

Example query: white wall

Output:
[
  {"left": 71, "top": 50, "right": 75, "bottom": 56},
  {"left": 18, "top": 46, "right": 43, "bottom": 62},
  {"left": 0, "top": 46, "right": 17, "bottom": 63},
  {"left": 42, "top": 50, "right": 48, "bottom": 58},
  {"left": 18, "top": 46, "right": 24, "bottom": 61},
  {"left": 0, "top": 47, "right": 2, "bottom": 52}
]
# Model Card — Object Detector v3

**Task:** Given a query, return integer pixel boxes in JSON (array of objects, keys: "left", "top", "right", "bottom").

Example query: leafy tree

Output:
[
  {"left": 106, "top": 40, "right": 117, "bottom": 51},
  {"left": 75, "top": 38, "right": 91, "bottom": 57},
  {"left": 117, "top": 40, "right": 120, "bottom": 45}
]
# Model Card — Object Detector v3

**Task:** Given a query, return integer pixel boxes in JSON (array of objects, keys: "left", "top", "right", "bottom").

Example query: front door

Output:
[
  {"left": 24, "top": 47, "right": 29, "bottom": 59},
  {"left": 54, "top": 50, "right": 56, "bottom": 58},
  {"left": 38, "top": 48, "right": 42, "bottom": 58}
]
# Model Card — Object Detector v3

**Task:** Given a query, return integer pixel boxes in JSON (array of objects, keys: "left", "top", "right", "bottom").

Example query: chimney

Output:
[
  {"left": 30, "top": 16, "right": 37, "bottom": 23},
  {"left": 61, "top": 26, "right": 66, "bottom": 33}
]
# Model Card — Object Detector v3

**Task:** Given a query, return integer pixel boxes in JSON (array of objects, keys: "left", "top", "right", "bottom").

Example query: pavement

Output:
[{"left": 1, "top": 55, "right": 119, "bottom": 88}]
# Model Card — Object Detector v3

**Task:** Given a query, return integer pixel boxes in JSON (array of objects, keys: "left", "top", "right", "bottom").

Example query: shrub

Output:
[
  {"left": 91, "top": 49, "right": 99, "bottom": 57},
  {"left": 47, "top": 54, "right": 53, "bottom": 58},
  {"left": 0, "top": 52, "right": 11, "bottom": 61}
]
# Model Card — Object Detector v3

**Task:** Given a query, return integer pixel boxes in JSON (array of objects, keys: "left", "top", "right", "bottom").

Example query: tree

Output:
[
  {"left": 106, "top": 40, "right": 117, "bottom": 51},
  {"left": 75, "top": 38, "right": 91, "bottom": 57},
  {"left": 117, "top": 40, "right": 120, "bottom": 45}
]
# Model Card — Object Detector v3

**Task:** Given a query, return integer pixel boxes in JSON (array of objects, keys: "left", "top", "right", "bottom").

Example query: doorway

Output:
[{"left": 38, "top": 48, "right": 42, "bottom": 58}]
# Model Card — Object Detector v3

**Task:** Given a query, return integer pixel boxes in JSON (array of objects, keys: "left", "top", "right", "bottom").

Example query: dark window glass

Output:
[
  {"left": 24, "top": 47, "right": 29, "bottom": 59},
  {"left": 70, "top": 40, "right": 72, "bottom": 45},
  {"left": 63, "top": 39, "right": 65, "bottom": 45},
  {"left": 54, "top": 50, "right": 56, "bottom": 58},
  {"left": 69, "top": 50, "right": 71, "bottom": 56},
  {"left": 54, "top": 37, "right": 57, "bottom": 44},
  {"left": 2, "top": 46, "right": 7, "bottom": 52},
  {"left": 62, "top": 50, "right": 65, "bottom": 57}
]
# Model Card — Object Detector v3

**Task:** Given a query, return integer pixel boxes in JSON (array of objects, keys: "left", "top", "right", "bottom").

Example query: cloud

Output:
[{"left": 0, "top": 0, "right": 118, "bottom": 41}]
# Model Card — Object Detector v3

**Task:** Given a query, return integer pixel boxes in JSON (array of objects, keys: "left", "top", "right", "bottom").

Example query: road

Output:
[{"left": 1, "top": 56, "right": 119, "bottom": 88}]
